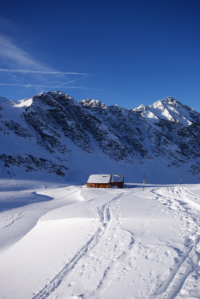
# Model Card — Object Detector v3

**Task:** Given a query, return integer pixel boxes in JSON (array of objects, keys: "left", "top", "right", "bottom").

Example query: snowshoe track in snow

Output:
[{"left": 149, "top": 186, "right": 200, "bottom": 299}]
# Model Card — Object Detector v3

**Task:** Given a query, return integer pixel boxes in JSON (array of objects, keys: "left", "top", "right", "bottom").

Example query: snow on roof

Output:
[
  {"left": 111, "top": 175, "right": 124, "bottom": 182},
  {"left": 87, "top": 174, "right": 111, "bottom": 184}
]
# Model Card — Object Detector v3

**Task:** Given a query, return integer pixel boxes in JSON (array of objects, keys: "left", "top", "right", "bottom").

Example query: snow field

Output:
[
  {"left": 0, "top": 181, "right": 200, "bottom": 298},
  {"left": 0, "top": 180, "right": 82, "bottom": 253}
]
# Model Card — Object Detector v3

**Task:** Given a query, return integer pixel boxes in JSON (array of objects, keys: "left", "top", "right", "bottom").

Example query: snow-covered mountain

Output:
[{"left": 1, "top": 91, "right": 200, "bottom": 183}]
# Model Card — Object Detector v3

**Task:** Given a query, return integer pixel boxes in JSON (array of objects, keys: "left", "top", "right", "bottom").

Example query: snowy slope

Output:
[
  {"left": 1, "top": 92, "right": 200, "bottom": 298},
  {"left": 1, "top": 91, "right": 200, "bottom": 183},
  {"left": 0, "top": 180, "right": 200, "bottom": 298}
]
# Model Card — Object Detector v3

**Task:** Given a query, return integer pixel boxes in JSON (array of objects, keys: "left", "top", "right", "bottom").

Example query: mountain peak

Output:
[
  {"left": 144, "top": 97, "right": 194, "bottom": 125},
  {"left": 133, "top": 104, "right": 146, "bottom": 111},
  {"left": 81, "top": 99, "right": 107, "bottom": 109},
  {"left": 163, "top": 96, "right": 176, "bottom": 102},
  {"left": 1, "top": 90, "right": 200, "bottom": 183},
  {"left": 161, "top": 96, "right": 182, "bottom": 107},
  {"left": 30, "top": 91, "right": 76, "bottom": 108},
  {"left": 38, "top": 91, "right": 74, "bottom": 100}
]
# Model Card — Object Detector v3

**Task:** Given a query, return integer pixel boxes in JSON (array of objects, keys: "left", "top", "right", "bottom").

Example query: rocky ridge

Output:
[{"left": 1, "top": 91, "right": 200, "bottom": 182}]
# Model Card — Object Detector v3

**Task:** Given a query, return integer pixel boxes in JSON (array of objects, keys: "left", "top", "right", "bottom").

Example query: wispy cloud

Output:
[
  {"left": 0, "top": 83, "right": 90, "bottom": 90},
  {"left": 56, "top": 75, "right": 93, "bottom": 87},
  {"left": 0, "top": 18, "right": 93, "bottom": 92},
  {"left": 0, "top": 34, "right": 47, "bottom": 70},
  {"left": 0, "top": 32, "right": 90, "bottom": 76},
  {"left": 0, "top": 69, "right": 91, "bottom": 76}
]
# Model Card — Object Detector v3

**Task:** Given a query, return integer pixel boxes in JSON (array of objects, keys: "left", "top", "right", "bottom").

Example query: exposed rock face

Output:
[
  {"left": 1, "top": 92, "right": 200, "bottom": 181},
  {"left": 0, "top": 154, "right": 67, "bottom": 177}
]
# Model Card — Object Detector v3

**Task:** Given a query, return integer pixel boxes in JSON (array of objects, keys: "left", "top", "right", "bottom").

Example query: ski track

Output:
[
  {"left": 31, "top": 191, "right": 129, "bottom": 299},
  {"left": 149, "top": 186, "right": 200, "bottom": 299},
  {"left": 13, "top": 185, "right": 200, "bottom": 299}
]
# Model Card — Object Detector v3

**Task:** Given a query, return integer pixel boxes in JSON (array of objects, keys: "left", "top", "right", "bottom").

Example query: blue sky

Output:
[{"left": 0, "top": 0, "right": 200, "bottom": 110}]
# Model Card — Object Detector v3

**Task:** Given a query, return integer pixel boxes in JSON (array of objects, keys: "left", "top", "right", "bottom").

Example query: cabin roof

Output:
[
  {"left": 111, "top": 175, "right": 124, "bottom": 182},
  {"left": 87, "top": 174, "right": 111, "bottom": 184}
]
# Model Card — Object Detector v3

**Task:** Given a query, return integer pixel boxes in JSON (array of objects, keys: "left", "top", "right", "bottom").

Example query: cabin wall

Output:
[
  {"left": 87, "top": 183, "right": 110, "bottom": 188},
  {"left": 110, "top": 182, "right": 124, "bottom": 188}
]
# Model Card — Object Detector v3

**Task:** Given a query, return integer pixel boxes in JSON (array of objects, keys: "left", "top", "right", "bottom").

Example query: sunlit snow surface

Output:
[
  {"left": 0, "top": 180, "right": 200, "bottom": 299},
  {"left": 135, "top": 97, "right": 194, "bottom": 126}
]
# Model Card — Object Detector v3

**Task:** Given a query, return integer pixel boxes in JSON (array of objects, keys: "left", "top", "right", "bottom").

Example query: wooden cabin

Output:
[
  {"left": 110, "top": 174, "right": 124, "bottom": 188},
  {"left": 87, "top": 174, "right": 124, "bottom": 188},
  {"left": 87, "top": 174, "right": 111, "bottom": 188}
]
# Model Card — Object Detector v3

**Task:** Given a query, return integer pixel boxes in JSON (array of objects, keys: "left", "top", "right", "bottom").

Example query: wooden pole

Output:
[{"left": 143, "top": 173, "right": 145, "bottom": 191}]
